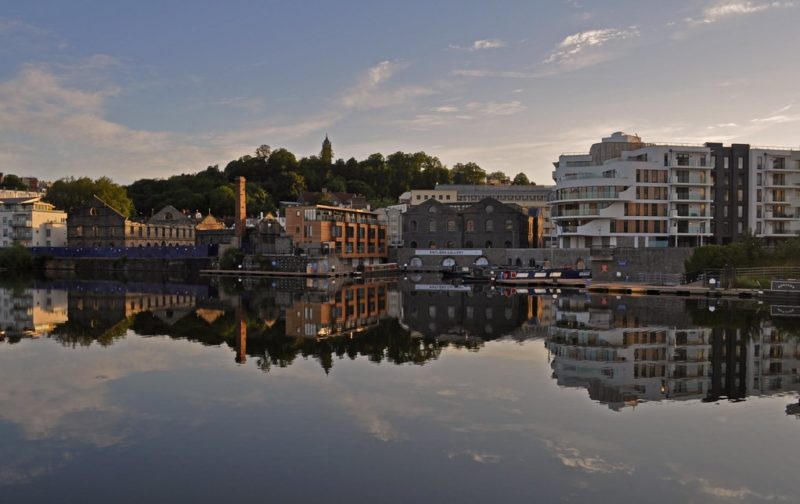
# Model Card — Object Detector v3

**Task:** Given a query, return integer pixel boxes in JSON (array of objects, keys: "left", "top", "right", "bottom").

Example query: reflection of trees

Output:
[
  {"left": 129, "top": 308, "right": 443, "bottom": 373},
  {"left": 51, "top": 317, "right": 132, "bottom": 348}
]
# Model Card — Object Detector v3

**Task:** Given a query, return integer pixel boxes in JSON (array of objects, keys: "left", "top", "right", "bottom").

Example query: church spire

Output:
[{"left": 321, "top": 134, "right": 333, "bottom": 164}]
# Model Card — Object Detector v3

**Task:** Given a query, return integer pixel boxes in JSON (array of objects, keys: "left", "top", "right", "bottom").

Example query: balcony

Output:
[
  {"left": 671, "top": 192, "right": 710, "bottom": 202},
  {"left": 672, "top": 176, "right": 710, "bottom": 185},
  {"left": 11, "top": 216, "right": 31, "bottom": 228}
]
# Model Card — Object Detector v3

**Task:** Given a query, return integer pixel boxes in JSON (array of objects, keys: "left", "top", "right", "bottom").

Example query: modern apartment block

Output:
[
  {"left": 551, "top": 132, "right": 800, "bottom": 248},
  {"left": 284, "top": 205, "right": 388, "bottom": 265},
  {"left": 0, "top": 196, "right": 67, "bottom": 248}
]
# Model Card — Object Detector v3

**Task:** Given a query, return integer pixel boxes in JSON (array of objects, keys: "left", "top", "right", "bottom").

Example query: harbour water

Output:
[{"left": 0, "top": 277, "right": 798, "bottom": 502}]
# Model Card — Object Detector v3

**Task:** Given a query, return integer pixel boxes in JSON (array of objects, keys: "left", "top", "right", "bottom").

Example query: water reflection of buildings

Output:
[
  {"left": 284, "top": 281, "right": 391, "bottom": 339},
  {"left": 399, "top": 282, "right": 543, "bottom": 343},
  {"left": 0, "top": 287, "right": 68, "bottom": 337},
  {"left": 545, "top": 295, "right": 800, "bottom": 410}
]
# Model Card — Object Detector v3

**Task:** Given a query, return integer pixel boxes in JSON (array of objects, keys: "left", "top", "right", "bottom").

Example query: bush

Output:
[
  {"left": 220, "top": 248, "right": 244, "bottom": 270},
  {"left": 0, "top": 245, "right": 34, "bottom": 272}
]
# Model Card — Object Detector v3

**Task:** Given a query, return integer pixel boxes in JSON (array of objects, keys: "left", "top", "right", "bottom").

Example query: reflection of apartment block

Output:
[
  {"left": 546, "top": 296, "right": 712, "bottom": 409},
  {"left": 284, "top": 282, "right": 389, "bottom": 339},
  {"left": 747, "top": 323, "right": 800, "bottom": 396},
  {"left": 0, "top": 288, "right": 68, "bottom": 336}
]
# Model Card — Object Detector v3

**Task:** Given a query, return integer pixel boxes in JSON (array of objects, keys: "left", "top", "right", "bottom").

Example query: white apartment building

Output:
[
  {"left": 749, "top": 148, "right": 800, "bottom": 243},
  {"left": 0, "top": 197, "right": 68, "bottom": 248},
  {"left": 552, "top": 132, "right": 800, "bottom": 248}
]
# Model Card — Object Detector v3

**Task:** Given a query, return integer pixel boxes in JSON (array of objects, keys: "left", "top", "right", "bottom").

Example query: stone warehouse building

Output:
[
  {"left": 68, "top": 196, "right": 195, "bottom": 247},
  {"left": 402, "top": 197, "right": 541, "bottom": 249}
]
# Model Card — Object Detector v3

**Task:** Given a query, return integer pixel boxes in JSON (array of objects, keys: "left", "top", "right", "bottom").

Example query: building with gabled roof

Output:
[{"left": 68, "top": 195, "right": 195, "bottom": 248}]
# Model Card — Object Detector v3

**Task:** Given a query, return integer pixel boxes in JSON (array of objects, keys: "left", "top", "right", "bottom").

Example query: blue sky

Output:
[{"left": 1, "top": 0, "right": 799, "bottom": 184}]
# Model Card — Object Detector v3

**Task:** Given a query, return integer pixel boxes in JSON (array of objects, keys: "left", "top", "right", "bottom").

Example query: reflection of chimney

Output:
[
  {"left": 235, "top": 176, "right": 246, "bottom": 241},
  {"left": 235, "top": 304, "right": 247, "bottom": 364}
]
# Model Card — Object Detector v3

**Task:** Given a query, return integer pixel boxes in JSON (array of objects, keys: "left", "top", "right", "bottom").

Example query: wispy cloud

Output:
[
  {"left": 543, "top": 26, "right": 640, "bottom": 65},
  {"left": 689, "top": 1, "right": 796, "bottom": 24},
  {"left": 542, "top": 439, "right": 634, "bottom": 475},
  {"left": 339, "top": 60, "right": 433, "bottom": 110},
  {"left": 449, "top": 39, "right": 507, "bottom": 51},
  {"left": 405, "top": 100, "right": 526, "bottom": 130},
  {"left": 0, "top": 16, "right": 67, "bottom": 50}
]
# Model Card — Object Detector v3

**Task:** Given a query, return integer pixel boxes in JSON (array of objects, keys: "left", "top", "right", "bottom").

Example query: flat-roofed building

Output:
[
  {"left": 0, "top": 196, "right": 67, "bottom": 248},
  {"left": 284, "top": 205, "right": 387, "bottom": 265},
  {"left": 552, "top": 132, "right": 800, "bottom": 248}
]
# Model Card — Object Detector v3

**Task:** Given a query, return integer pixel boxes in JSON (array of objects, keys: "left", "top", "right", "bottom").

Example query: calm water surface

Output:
[{"left": 1, "top": 277, "right": 798, "bottom": 503}]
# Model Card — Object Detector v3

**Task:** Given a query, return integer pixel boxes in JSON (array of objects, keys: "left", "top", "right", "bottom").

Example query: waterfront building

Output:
[
  {"left": 67, "top": 195, "right": 195, "bottom": 248},
  {"left": 402, "top": 184, "right": 554, "bottom": 244},
  {"left": 283, "top": 205, "right": 388, "bottom": 265},
  {"left": 552, "top": 132, "right": 800, "bottom": 248},
  {"left": 374, "top": 204, "right": 407, "bottom": 247},
  {"left": 402, "top": 197, "right": 539, "bottom": 249},
  {"left": 295, "top": 189, "right": 368, "bottom": 210},
  {"left": 0, "top": 196, "right": 67, "bottom": 248}
]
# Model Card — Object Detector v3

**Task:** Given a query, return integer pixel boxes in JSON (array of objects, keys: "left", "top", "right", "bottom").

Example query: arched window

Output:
[
  {"left": 485, "top": 241, "right": 493, "bottom": 248},
  {"left": 505, "top": 219, "right": 513, "bottom": 231},
  {"left": 410, "top": 241, "right": 418, "bottom": 248},
  {"left": 485, "top": 205, "right": 494, "bottom": 214},
  {"left": 446, "top": 240, "right": 454, "bottom": 248},
  {"left": 428, "top": 205, "right": 438, "bottom": 213},
  {"left": 447, "top": 220, "right": 456, "bottom": 232},
  {"left": 485, "top": 220, "right": 494, "bottom": 232},
  {"left": 429, "top": 220, "right": 437, "bottom": 232},
  {"left": 410, "top": 220, "right": 418, "bottom": 232},
  {"left": 165, "top": 212, "right": 173, "bottom": 220},
  {"left": 505, "top": 241, "right": 512, "bottom": 248},
  {"left": 89, "top": 207, "right": 98, "bottom": 216},
  {"left": 428, "top": 240, "right": 437, "bottom": 249},
  {"left": 465, "top": 240, "right": 474, "bottom": 248},
  {"left": 466, "top": 219, "right": 475, "bottom": 232},
  {"left": 515, "top": 257, "right": 522, "bottom": 266}
]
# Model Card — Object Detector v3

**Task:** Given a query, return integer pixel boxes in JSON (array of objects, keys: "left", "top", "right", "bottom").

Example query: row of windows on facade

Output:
[
  {"left": 300, "top": 225, "right": 387, "bottom": 239},
  {"left": 558, "top": 219, "right": 764, "bottom": 235},
  {"left": 409, "top": 304, "right": 516, "bottom": 321},
  {"left": 416, "top": 194, "right": 547, "bottom": 202},
  {"left": 407, "top": 239, "right": 511, "bottom": 248},
  {"left": 408, "top": 219, "right": 517, "bottom": 233},
  {"left": 73, "top": 225, "right": 193, "bottom": 238}
]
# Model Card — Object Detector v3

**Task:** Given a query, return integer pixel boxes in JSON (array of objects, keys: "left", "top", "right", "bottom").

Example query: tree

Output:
[
  {"left": 512, "top": 172, "right": 532, "bottom": 185},
  {"left": 45, "top": 177, "right": 135, "bottom": 217},
  {"left": 255, "top": 144, "right": 271, "bottom": 160},
  {"left": 487, "top": 171, "right": 510, "bottom": 184},
  {"left": 451, "top": 162, "right": 486, "bottom": 185},
  {"left": 0, "top": 174, "right": 28, "bottom": 190}
]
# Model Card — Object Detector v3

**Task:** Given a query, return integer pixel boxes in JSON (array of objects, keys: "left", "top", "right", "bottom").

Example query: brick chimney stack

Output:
[{"left": 235, "top": 176, "right": 246, "bottom": 241}]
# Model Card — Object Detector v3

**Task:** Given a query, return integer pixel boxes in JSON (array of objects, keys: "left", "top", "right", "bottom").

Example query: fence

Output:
[
  {"left": 690, "top": 266, "right": 800, "bottom": 289},
  {"left": 30, "top": 245, "right": 219, "bottom": 259}
]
